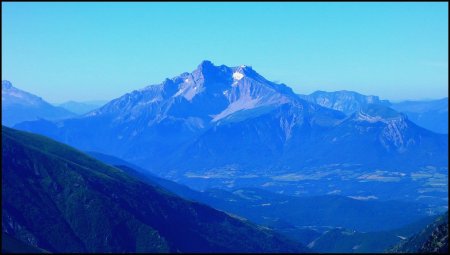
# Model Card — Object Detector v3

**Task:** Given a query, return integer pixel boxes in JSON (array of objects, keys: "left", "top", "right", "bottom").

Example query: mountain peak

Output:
[
  {"left": 197, "top": 60, "right": 215, "bottom": 70},
  {"left": 2, "top": 82, "right": 76, "bottom": 126},
  {"left": 234, "top": 64, "right": 251, "bottom": 71},
  {"left": 194, "top": 60, "right": 225, "bottom": 80},
  {"left": 196, "top": 61, "right": 255, "bottom": 76},
  {"left": 2, "top": 80, "right": 13, "bottom": 90}
]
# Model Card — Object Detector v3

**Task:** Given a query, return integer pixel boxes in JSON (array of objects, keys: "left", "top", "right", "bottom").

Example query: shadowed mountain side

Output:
[
  {"left": 2, "top": 126, "right": 307, "bottom": 253},
  {"left": 389, "top": 211, "right": 448, "bottom": 253}
]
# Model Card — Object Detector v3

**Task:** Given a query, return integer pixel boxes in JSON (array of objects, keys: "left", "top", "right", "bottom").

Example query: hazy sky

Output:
[{"left": 2, "top": 2, "right": 448, "bottom": 103}]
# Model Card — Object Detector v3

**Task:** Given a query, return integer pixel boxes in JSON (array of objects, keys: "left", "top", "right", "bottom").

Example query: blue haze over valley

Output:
[{"left": 2, "top": 2, "right": 448, "bottom": 253}]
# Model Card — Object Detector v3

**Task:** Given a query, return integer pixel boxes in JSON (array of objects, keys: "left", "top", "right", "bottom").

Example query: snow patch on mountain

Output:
[{"left": 233, "top": 72, "right": 244, "bottom": 81}]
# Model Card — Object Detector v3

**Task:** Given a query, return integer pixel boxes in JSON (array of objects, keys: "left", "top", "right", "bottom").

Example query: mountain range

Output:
[
  {"left": 11, "top": 62, "right": 448, "bottom": 212},
  {"left": 13, "top": 61, "right": 448, "bottom": 183},
  {"left": 3, "top": 61, "right": 448, "bottom": 253},
  {"left": 298, "top": 90, "right": 448, "bottom": 134},
  {"left": 2, "top": 80, "right": 75, "bottom": 126},
  {"left": 2, "top": 126, "right": 306, "bottom": 253}
]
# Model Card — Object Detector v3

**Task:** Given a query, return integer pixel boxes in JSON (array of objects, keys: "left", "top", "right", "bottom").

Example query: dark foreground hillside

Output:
[
  {"left": 389, "top": 212, "right": 448, "bottom": 253},
  {"left": 1, "top": 126, "right": 306, "bottom": 253}
]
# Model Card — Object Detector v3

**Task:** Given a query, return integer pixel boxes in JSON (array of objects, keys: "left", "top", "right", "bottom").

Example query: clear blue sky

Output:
[{"left": 2, "top": 2, "right": 448, "bottom": 103}]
